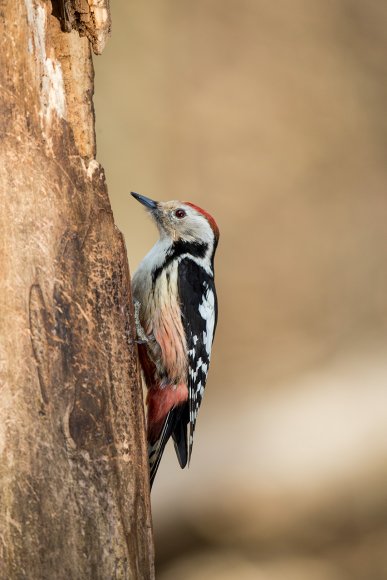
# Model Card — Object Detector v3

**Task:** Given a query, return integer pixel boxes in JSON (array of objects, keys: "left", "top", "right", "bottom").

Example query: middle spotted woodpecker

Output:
[{"left": 131, "top": 192, "right": 219, "bottom": 487}]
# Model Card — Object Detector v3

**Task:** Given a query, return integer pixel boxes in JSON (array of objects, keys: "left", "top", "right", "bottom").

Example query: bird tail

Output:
[{"left": 148, "top": 404, "right": 188, "bottom": 488}]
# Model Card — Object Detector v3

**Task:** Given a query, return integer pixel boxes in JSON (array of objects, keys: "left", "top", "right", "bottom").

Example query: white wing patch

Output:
[{"left": 198, "top": 289, "right": 216, "bottom": 355}]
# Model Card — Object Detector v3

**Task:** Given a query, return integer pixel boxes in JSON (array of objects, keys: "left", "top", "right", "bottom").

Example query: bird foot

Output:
[{"left": 133, "top": 300, "right": 149, "bottom": 344}]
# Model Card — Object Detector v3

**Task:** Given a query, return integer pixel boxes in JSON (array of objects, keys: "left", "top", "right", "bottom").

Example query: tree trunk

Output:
[{"left": 0, "top": 1, "right": 154, "bottom": 578}]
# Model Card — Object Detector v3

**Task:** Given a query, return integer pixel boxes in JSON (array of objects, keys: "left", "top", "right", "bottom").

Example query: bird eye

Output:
[{"left": 175, "top": 209, "right": 186, "bottom": 219}]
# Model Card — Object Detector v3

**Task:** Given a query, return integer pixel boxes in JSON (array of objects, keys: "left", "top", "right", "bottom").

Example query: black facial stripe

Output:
[
  {"left": 210, "top": 236, "right": 218, "bottom": 271},
  {"left": 152, "top": 240, "right": 208, "bottom": 282}
]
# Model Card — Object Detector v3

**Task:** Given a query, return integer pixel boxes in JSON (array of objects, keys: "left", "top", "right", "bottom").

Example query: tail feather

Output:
[
  {"left": 148, "top": 404, "right": 188, "bottom": 488},
  {"left": 172, "top": 404, "right": 189, "bottom": 468}
]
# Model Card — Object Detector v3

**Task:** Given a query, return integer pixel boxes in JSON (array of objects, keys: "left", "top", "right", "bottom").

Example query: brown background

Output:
[{"left": 94, "top": 2, "right": 387, "bottom": 578}]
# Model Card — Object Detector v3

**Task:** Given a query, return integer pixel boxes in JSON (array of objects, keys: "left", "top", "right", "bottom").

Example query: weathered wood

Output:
[
  {"left": 0, "top": 1, "right": 154, "bottom": 578},
  {"left": 58, "top": 0, "right": 111, "bottom": 54}
]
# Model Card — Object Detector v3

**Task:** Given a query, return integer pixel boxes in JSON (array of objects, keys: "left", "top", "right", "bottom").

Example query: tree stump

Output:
[{"left": 0, "top": 1, "right": 154, "bottom": 578}]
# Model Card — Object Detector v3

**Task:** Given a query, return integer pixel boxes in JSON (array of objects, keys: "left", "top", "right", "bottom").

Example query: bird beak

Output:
[{"left": 131, "top": 192, "right": 158, "bottom": 210}]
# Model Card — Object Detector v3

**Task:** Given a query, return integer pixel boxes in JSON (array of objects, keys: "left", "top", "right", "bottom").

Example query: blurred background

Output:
[{"left": 94, "top": 2, "right": 387, "bottom": 578}]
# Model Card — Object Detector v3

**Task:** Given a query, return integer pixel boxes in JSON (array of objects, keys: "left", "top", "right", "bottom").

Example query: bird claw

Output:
[{"left": 133, "top": 299, "right": 149, "bottom": 343}]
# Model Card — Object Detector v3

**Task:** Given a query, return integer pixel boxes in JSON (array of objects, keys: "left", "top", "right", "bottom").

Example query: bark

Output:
[
  {"left": 58, "top": 0, "right": 111, "bottom": 54},
  {"left": 0, "top": 1, "right": 154, "bottom": 578}
]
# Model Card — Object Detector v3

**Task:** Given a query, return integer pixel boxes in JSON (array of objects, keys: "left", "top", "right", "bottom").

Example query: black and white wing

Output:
[{"left": 177, "top": 257, "right": 218, "bottom": 462}]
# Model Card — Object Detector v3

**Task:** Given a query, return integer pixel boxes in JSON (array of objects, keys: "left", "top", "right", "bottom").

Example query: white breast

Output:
[{"left": 133, "top": 250, "right": 188, "bottom": 384}]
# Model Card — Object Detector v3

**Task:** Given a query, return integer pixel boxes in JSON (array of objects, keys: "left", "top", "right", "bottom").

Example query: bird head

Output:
[{"left": 131, "top": 192, "right": 219, "bottom": 248}]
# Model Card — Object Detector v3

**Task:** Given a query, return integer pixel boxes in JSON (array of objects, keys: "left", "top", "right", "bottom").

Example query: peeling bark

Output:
[
  {"left": 0, "top": 1, "right": 154, "bottom": 578},
  {"left": 58, "top": 0, "right": 111, "bottom": 54}
]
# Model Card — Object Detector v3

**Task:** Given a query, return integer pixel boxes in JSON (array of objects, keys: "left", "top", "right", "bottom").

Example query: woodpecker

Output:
[{"left": 131, "top": 192, "right": 219, "bottom": 487}]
